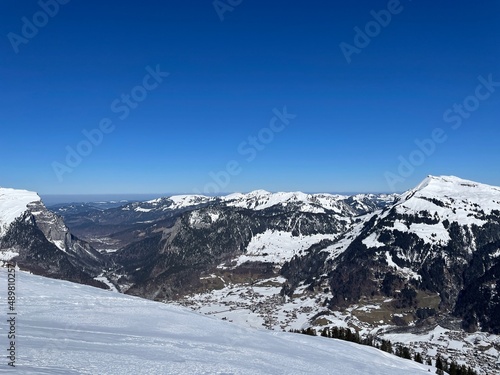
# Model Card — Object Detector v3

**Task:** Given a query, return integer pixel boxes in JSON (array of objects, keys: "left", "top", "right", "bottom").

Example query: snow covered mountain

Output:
[
  {"left": 0, "top": 187, "right": 107, "bottom": 286},
  {"left": 262, "top": 176, "right": 500, "bottom": 341},
  {"left": 325, "top": 176, "right": 500, "bottom": 328},
  {"left": 0, "top": 267, "right": 435, "bottom": 375}
]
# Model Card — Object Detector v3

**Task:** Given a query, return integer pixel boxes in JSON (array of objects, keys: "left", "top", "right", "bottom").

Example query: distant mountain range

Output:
[{"left": 2, "top": 176, "right": 500, "bottom": 373}]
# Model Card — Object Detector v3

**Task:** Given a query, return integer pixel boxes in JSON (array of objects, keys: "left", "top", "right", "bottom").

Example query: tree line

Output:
[{"left": 290, "top": 326, "right": 478, "bottom": 375}]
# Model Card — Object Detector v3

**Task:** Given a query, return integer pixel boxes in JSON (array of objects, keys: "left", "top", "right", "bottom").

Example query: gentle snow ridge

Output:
[
  {"left": 222, "top": 190, "right": 347, "bottom": 213},
  {"left": 129, "top": 189, "right": 352, "bottom": 215},
  {"left": 3, "top": 269, "right": 434, "bottom": 374}
]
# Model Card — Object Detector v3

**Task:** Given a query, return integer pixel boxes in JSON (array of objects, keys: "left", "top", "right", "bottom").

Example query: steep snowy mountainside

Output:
[
  {"left": 280, "top": 175, "right": 500, "bottom": 334},
  {"left": 391, "top": 175, "right": 500, "bottom": 229},
  {"left": 0, "top": 187, "right": 107, "bottom": 286},
  {"left": 228, "top": 230, "right": 339, "bottom": 267},
  {"left": 0, "top": 268, "right": 434, "bottom": 375},
  {"left": 0, "top": 188, "right": 40, "bottom": 236}
]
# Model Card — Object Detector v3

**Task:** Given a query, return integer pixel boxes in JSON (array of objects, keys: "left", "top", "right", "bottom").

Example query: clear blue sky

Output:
[{"left": 1, "top": 0, "right": 499, "bottom": 195}]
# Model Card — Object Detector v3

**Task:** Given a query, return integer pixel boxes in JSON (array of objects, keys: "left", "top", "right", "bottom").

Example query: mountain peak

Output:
[
  {"left": 246, "top": 189, "right": 273, "bottom": 196},
  {"left": 416, "top": 175, "right": 475, "bottom": 189},
  {"left": 405, "top": 175, "right": 500, "bottom": 200},
  {"left": 0, "top": 187, "right": 41, "bottom": 235},
  {"left": 392, "top": 175, "right": 500, "bottom": 231}
]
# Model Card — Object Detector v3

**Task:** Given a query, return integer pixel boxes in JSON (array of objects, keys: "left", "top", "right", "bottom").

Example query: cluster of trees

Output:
[
  {"left": 434, "top": 356, "right": 478, "bottom": 375},
  {"left": 291, "top": 326, "right": 478, "bottom": 375}
]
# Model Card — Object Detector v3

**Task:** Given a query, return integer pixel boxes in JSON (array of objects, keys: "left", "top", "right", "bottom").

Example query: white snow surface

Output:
[
  {"left": 396, "top": 175, "right": 500, "bottom": 226},
  {"left": 362, "top": 232, "right": 385, "bottom": 248},
  {"left": 0, "top": 269, "right": 434, "bottom": 375},
  {"left": 134, "top": 207, "right": 152, "bottom": 212},
  {"left": 232, "top": 230, "right": 338, "bottom": 266},
  {"left": 163, "top": 194, "right": 214, "bottom": 210},
  {"left": 384, "top": 251, "right": 421, "bottom": 281},
  {"left": 374, "top": 175, "right": 500, "bottom": 246},
  {"left": 0, "top": 188, "right": 40, "bottom": 236},
  {"left": 132, "top": 195, "right": 215, "bottom": 212},
  {"left": 0, "top": 249, "right": 18, "bottom": 261}
]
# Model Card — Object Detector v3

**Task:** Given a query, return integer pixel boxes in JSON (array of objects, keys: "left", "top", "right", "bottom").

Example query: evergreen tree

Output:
[
  {"left": 449, "top": 361, "right": 458, "bottom": 375},
  {"left": 442, "top": 359, "right": 449, "bottom": 373},
  {"left": 414, "top": 352, "right": 423, "bottom": 364},
  {"left": 302, "top": 327, "right": 316, "bottom": 336},
  {"left": 435, "top": 355, "right": 444, "bottom": 374},
  {"left": 395, "top": 345, "right": 403, "bottom": 358},
  {"left": 380, "top": 340, "right": 392, "bottom": 354},
  {"left": 401, "top": 346, "right": 412, "bottom": 360},
  {"left": 331, "top": 327, "right": 339, "bottom": 339}
]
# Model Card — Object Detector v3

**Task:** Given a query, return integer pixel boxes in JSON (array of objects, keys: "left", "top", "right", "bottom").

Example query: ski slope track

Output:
[{"left": 0, "top": 269, "right": 435, "bottom": 375}]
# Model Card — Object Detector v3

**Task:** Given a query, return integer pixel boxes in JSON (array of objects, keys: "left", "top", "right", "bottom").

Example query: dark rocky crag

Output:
[{"left": 0, "top": 199, "right": 108, "bottom": 288}]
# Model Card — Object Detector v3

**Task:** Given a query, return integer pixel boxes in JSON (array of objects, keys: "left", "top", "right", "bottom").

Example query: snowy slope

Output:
[
  {"left": 0, "top": 188, "right": 40, "bottom": 236},
  {"left": 130, "top": 194, "right": 215, "bottom": 212},
  {"left": 395, "top": 175, "right": 500, "bottom": 226},
  {"left": 357, "top": 175, "right": 500, "bottom": 249},
  {"left": 324, "top": 175, "right": 500, "bottom": 290},
  {"left": 0, "top": 268, "right": 435, "bottom": 375},
  {"left": 229, "top": 230, "right": 339, "bottom": 267}
]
